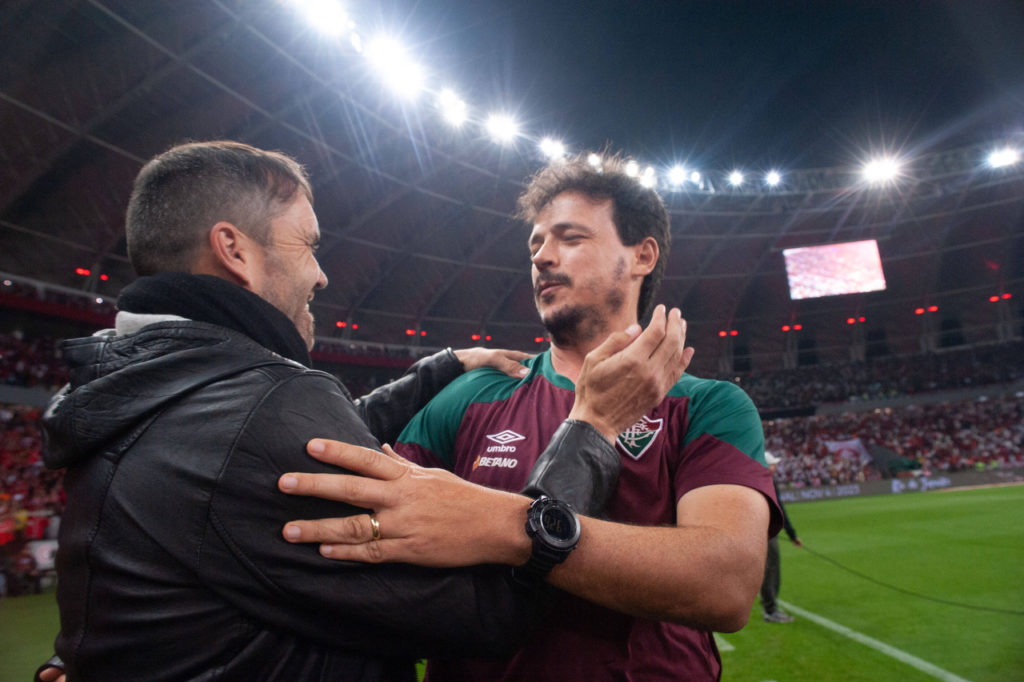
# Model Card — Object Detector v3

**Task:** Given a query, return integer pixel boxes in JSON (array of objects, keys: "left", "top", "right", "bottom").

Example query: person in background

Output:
[{"left": 762, "top": 450, "right": 802, "bottom": 623}]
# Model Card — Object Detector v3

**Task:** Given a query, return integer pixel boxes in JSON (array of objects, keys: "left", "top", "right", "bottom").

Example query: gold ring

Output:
[{"left": 369, "top": 515, "right": 381, "bottom": 541}]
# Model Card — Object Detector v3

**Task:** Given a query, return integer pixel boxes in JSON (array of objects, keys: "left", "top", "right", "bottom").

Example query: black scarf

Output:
[{"left": 117, "top": 272, "right": 312, "bottom": 367}]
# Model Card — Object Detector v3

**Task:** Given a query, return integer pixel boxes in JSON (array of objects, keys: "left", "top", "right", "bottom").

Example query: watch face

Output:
[{"left": 540, "top": 506, "right": 579, "bottom": 546}]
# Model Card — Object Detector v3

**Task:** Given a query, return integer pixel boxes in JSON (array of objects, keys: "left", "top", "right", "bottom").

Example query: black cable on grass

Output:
[{"left": 800, "top": 544, "right": 1024, "bottom": 616}]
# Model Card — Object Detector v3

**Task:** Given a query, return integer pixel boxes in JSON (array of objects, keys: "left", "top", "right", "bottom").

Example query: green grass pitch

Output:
[{"left": 2, "top": 485, "right": 1021, "bottom": 681}]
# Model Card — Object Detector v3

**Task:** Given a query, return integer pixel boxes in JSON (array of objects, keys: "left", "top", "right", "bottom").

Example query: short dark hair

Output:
[
  {"left": 516, "top": 153, "right": 671, "bottom": 321},
  {"left": 125, "top": 140, "right": 312, "bottom": 276}
]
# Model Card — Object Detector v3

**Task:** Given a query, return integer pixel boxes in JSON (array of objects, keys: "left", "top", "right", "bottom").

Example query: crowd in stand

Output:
[
  {"left": 1, "top": 403, "right": 63, "bottom": 554},
  {"left": 1, "top": 326, "right": 1022, "bottom": 566},
  {"left": 0, "top": 332, "right": 68, "bottom": 390},
  {"left": 763, "top": 395, "right": 1024, "bottom": 487},
  {"left": 732, "top": 341, "right": 1024, "bottom": 410}
]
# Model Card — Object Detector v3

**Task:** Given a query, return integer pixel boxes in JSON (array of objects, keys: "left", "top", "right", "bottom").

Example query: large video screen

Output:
[{"left": 783, "top": 239, "right": 887, "bottom": 300}]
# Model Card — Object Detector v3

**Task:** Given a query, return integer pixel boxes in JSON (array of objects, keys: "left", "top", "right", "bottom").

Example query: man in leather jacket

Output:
[{"left": 38, "top": 141, "right": 688, "bottom": 681}]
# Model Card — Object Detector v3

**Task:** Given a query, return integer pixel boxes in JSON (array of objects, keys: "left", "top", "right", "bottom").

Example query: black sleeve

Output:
[
  {"left": 521, "top": 420, "right": 621, "bottom": 516},
  {"left": 202, "top": 371, "right": 544, "bottom": 659},
  {"left": 354, "top": 350, "right": 463, "bottom": 445}
]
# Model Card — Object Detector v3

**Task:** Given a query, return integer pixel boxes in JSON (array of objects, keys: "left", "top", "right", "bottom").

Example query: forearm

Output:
[{"left": 548, "top": 517, "right": 766, "bottom": 631}]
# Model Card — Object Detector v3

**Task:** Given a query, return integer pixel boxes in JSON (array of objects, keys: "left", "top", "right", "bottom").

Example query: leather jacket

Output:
[
  {"left": 43, "top": 320, "right": 541, "bottom": 681},
  {"left": 42, "top": 318, "right": 621, "bottom": 681}
]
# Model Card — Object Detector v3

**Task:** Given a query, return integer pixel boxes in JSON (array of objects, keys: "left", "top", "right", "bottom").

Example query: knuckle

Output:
[
  {"left": 308, "top": 519, "right": 326, "bottom": 541},
  {"left": 356, "top": 445, "right": 378, "bottom": 469},
  {"left": 345, "top": 515, "right": 364, "bottom": 540},
  {"left": 365, "top": 540, "right": 386, "bottom": 563}
]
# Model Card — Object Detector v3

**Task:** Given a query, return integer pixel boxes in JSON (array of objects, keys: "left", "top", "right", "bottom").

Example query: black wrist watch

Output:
[{"left": 515, "top": 495, "right": 581, "bottom": 583}]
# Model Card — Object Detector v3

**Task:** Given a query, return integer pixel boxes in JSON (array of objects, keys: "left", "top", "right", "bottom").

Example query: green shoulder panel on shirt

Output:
[
  {"left": 669, "top": 374, "right": 766, "bottom": 465},
  {"left": 397, "top": 355, "right": 543, "bottom": 469}
]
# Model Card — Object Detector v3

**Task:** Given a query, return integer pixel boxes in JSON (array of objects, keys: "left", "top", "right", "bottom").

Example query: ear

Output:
[
  {"left": 206, "top": 222, "right": 262, "bottom": 289},
  {"left": 631, "top": 237, "right": 659, "bottom": 277}
]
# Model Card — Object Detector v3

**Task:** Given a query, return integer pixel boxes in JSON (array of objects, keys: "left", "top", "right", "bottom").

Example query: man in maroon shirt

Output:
[{"left": 281, "top": 154, "right": 782, "bottom": 680}]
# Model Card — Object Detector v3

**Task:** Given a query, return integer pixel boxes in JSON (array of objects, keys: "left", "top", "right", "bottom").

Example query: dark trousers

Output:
[{"left": 760, "top": 535, "right": 781, "bottom": 614}]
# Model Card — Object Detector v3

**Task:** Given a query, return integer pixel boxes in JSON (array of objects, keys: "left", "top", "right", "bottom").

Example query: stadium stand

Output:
[{"left": 0, "top": 315, "right": 1020, "bottom": 535}]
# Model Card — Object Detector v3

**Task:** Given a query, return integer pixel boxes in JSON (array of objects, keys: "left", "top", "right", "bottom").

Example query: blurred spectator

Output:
[
  {"left": 0, "top": 332, "right": 69, "bottom": 390},
  {"left": 10, "top": 545, "right": 41, "bottom": 595},
  {"left": 761, "top": 451, "right": 802, "bottom": 624},
  {"left": 1, "top": 404, "right": 66, "bottom": 552}
]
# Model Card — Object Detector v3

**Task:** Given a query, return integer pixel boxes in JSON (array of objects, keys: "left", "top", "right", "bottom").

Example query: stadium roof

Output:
[{"left": 2, "top": 0, "right": 1023, "bottom": 372}]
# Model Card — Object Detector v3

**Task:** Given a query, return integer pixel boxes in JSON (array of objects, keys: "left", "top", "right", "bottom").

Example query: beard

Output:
[
  {"left": 541, "top": 304, "right": 600, "bottom": 347},
  {"left": 536, "top": 258, "right": 627, "bottom": 348}
]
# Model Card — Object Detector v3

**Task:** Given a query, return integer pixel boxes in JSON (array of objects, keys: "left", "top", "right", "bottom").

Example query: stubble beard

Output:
[{"left": 539, "top": 258, "right": 627, "bottom": 349}]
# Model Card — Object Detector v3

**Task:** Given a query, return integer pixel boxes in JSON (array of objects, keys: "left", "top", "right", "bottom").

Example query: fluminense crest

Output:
[{"left": 617, "top": 415, "right": 663, "bottom": 460}]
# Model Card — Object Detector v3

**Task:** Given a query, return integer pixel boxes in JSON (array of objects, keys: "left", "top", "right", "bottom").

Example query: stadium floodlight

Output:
[
  {"left": 765, "top": 170, "right": 781, "bottom": 186},
  {"left": 539, "top": 137, "right": 566, "bottom": 159},
  {"left": 437, "top": 88, "right": 467, "bottom": 127},
  {"left": 349, "top": 31, "right": 362, "bottom": 53},
  {"left": 861, "top": 157, "right": 901, "bottom": 184},
  {"left": 728, "top": 170, "right": 744, "bottom": 187},
  {"left": 667, "top": 165, "right": 687, "bottom": 187},
  {"left": 639, "top": 166, "right": 657, "bottom": 188},
  {"left": 625, "top": 160, "right": 640, "bottom": 177},
  {"left": 587, "top": 153, "right": 602, "bottom": 168},
  {"left": 689, "top": 170, "right": 701, "bottom": 184},
  {"left": 988, "top": 147, "right": 1021, "bottom": 168},
  {"left": 365, "top": 36, "right": 425, "bottom": 100},
  {"left": 290, "top": 0, "right": 347, "bottom": 35},
  {"left": 485, "top": 113, "right": 519, "bottom": 144}
]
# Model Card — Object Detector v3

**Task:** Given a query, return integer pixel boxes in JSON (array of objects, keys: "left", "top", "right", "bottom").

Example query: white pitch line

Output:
[
  {"left": 778, "top": 599, "right": 970, "bottom": 682},
  {"left": 713, "top": 633, "right": 735, "bottom": 651}
]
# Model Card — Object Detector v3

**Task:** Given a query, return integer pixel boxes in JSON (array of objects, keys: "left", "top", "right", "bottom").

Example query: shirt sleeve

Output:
[
  {"left": 394, "top": 368, "right": 511, "bottom": 469},
  {"left": 673, "top": 379, "right": 784, "bottom": 536}
]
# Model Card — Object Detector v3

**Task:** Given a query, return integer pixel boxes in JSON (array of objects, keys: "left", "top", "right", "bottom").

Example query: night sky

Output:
[{"left": 364, "top": 0, "right": 1024, "bottom": 170}]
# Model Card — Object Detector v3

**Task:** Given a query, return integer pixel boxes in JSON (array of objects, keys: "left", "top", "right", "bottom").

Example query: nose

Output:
[
  {"left": 314, "top": 261, "right": 328, "bottom": 290},
  {"left": 531, "top": 237, "right": 556, "bottom": 270}
]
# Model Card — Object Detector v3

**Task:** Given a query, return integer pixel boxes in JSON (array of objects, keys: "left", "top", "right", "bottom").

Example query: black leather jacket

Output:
[{"left": 43, "top": 320, "right": 568, "bottom": 681}]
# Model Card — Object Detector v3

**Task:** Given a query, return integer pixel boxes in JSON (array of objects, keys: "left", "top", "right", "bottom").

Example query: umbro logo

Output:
[
  {"left": 485, "top": 429, "right": 525, "bottom": 453},
  {"left": 486, "top": 430, "right": 526, "bottom": 445}
]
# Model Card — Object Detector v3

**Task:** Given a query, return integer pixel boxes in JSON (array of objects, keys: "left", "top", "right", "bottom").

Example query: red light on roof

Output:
[
  {"left": 718, "top": 330, "right": 727, "bottom": 337},
  {"left": 100, "top": 274, "right": 109, "bottom": 281},
  {"left": 1002, "top": 293, "right": 1012, "bottom": 300},
  {"left": 846, "top": 317, "right": 855, "bottom": 325},
  {"left": 914, "top": 308, "right": 925, "bottom": 315},
  {"left": 471, "top": 334, "right": 481, "bottom": 341},
  {"left": 420, "top": 330, "right": 427, "bottom": 336},
  {"left": 485, "top": 335, "right": 492, "bottom": 341},
  {"left": 351, "top": 324, "right": 358, "bottom": 330},
  {"left": 75, "top": 267, "right": 90, "bottom": 276},
  {"left": 858, "top": 317, "right": 865, "bottom": 323},
  {"left": 405, "top": 329, "right": 415, "bottom": 336},
  {"left": 793, "top": 324, "right": 802, "bottom": 330},
  {"left": 927, "top": 305, "right": 938, "bottom": 313},
  {"left": 729, "top": 330, "right": 738, "bottom": 337},
  {"left": 989, "top": 295, "right": 1000, "bottom": 303},
  {"left": 781, "top": 325, "right": 791, "bottom": 332},
  {"left": 336, "top": 321, "right": 347, "bottom": 328},
  {"left": 534, "top": 336, "right": 544, "bottom": 343}
]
